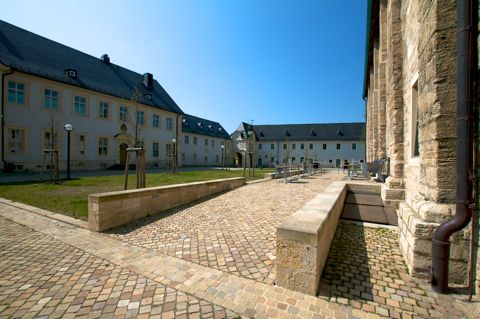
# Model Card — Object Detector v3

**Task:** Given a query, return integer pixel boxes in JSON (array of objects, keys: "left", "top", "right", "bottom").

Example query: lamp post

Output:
[
  {"left": 64, "top": 124, "right": 73, "bottom": 180},
  {"left": 171, "top": 138, "right": 177, "bottom": 174},
  {"left": 221, "top": 144, "right": 225, "bottom": 170}
]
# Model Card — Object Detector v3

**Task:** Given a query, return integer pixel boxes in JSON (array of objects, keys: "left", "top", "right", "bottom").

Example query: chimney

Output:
[
  {"left": 101, "top": 54, "right": 110, "bottom": 64},
  {"left": 143, "top": 73, "right": 153, "bottom": 90}
]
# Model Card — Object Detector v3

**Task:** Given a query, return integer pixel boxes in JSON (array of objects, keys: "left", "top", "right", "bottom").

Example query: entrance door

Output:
[
  {"left": 235, "top": 152, "right": 243, "bottom": 167},
  {"left": 119, "top": 143, "right": 128, "bottom": 166},
  {"left": 335, "top": 159, "right": 341, "bottom": 168}
]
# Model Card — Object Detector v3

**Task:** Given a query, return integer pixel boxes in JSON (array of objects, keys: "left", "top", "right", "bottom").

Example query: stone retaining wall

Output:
[
  {"left": 276, "top": 181, "right": 346, "bottom": 295},
  {"left": 88, "top": 177, "right": 245, "bottom": 232}
]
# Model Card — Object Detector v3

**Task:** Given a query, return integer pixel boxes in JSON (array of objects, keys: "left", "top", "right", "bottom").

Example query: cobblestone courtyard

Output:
[
  {"left": 109, "top": 172, "right": 342, "bottom": 284},
  {"left": 0, "top": 218, "right": 238, "bottom": 319},
  {"left": 319, "top": 222, "right": 474, "bottom": 318},
  {"left": 0, "top": 174, "right": 478, "bottom": 318}
]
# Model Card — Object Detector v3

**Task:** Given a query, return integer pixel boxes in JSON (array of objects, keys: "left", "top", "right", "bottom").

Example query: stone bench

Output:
[
  {"left": 88, "top": 177, "right": 245, "bottom": 232},
  {"left": 276, "top": 181, "right": 347, "bottom": 295}
]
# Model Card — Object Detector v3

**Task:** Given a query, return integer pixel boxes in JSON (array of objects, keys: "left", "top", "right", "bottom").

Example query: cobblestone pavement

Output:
[
  {"left": 109, "top": 172, "right": 343, "bottom": 284},
  {"left": 0, "top": 217, "right": 239, "bottom": 319},
  {"left": 319, "top": 221, "right": 475, "bottom": 319},
  {"left": 1, "top": 179, "right": 478, "bottom": 319}
]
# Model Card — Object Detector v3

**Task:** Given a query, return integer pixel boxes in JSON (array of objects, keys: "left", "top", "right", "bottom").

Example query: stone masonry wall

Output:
[
  {"left": 366, "top": 0, "right": 475, "bottom": 287},
  {"left": 398, "top": 0, "right": 470, "bottom": 284},
  {"left": 475, "top": 2, "right": 480, "bottom": 294}
]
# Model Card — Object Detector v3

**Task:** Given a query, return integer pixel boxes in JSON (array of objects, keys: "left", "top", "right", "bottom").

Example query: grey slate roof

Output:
[
  {"left": 182, "top": 114, "right": 230, "bottom": 139},
  {"left": 236, "top": 122, "right": 365, "bottom": 142},
  {"left": 0, "top": 20, "right": 183, "bottom": 114}
]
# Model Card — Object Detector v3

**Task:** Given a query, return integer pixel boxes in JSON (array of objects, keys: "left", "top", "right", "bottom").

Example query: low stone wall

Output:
[
  {"left": 88, "top": 177, "right": 245, "bottom": 232},
  {"left": 276, "top": 181, "right": 346, "bottom": 295}
]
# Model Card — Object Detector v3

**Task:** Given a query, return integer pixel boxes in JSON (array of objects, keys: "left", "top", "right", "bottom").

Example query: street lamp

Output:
[
  {"left": 221, "top": 144, "right": 225, "bottom": 170},
  {"left": 64, "top": 124, "right": 73, "bottom": 180},
  {"left": 171, "top": 138, "right": 177, "bottom": 174}
]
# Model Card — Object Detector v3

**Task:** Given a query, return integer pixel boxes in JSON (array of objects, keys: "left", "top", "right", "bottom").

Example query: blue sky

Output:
[{"left": 1, "top": 0, "right": 367, "bottom": 133}]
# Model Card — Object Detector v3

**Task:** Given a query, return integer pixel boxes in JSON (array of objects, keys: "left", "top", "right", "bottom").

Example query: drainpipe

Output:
[
  {"left": 1, "top": 68, "right": 14, "bottom": 171},
  {"left": 431, "top": 0, "right": 474, "bottom": 294}
]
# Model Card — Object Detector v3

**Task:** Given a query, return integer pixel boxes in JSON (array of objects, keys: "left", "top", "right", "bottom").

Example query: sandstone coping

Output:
[
  {"left": 276, "top": 181, "right": 347, "bottom": 295},
  {"left": 88, "top": 177, "right": 245, "bottom": 232}
]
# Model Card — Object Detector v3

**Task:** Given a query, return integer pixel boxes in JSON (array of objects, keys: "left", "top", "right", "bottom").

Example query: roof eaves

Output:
[{"left": 363, "top": 0, "right": 374, "bottom": 99}]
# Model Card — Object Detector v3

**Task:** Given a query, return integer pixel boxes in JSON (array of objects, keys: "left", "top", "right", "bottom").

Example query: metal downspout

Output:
[
  {"left": 1, "top": 68, "right": 14, "bottom": 171},
  {"left": 431, "top": 0, "right": 474, "bottom": 294}
]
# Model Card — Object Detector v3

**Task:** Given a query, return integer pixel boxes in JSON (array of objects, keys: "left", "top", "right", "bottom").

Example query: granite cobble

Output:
[
  {"left": 0, "top": 217, "right": 239, "bottom": 319},
  {"left": 319, "top": 221, "right": 474, "bottom": 319},
  {"left": 109, "top": 172, "right": 342, "bottom": 284},
  {"left": 0, "top": 174, "right": 478, "bottom": 318}
]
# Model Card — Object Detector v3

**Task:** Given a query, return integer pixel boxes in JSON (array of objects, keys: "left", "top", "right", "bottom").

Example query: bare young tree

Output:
[
  {"left": 129, "top": 87, "right": 146, "bottom": 148},
  {"left": 40, "top": 112, "right": 60, "bottom": 182}
]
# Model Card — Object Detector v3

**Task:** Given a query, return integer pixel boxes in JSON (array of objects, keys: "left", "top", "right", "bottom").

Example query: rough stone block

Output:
[{"left": 276, "top": 181, "right": 346, "bottom": 295}]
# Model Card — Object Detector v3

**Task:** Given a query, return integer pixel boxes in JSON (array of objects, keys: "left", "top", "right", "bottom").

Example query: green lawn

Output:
[{"left": 0, "top": 169, "right": 273, "bottom": 220}]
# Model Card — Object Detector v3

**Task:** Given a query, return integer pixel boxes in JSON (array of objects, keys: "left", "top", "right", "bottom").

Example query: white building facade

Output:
[
  {"left": 231, "top": 122, "right": 365, "bottom": 168},
  {"left": 0, "top": 20, "right": 232, "bottom": 172},
  {"left": 180, "top": 114, "right": 230, "bottom": 167}
]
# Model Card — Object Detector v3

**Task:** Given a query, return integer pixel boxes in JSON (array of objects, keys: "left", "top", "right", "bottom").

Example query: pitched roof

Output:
[
  {"left": 235, "top": 122, "right": 365, "bottom": 142},
  {"left": 0, "top": 20, "right": 183, "bottom": 114},
  {"left": 181, "top": 114, "right": 230, "bottom": 139}
]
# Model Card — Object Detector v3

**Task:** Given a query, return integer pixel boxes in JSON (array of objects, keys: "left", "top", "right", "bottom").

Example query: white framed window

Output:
[
  {"left": 193, "top": 153, "right": 197, "bottom": 161},
  {"left": 99, "top": 101, "right": 109, "bottom": 119},
  {"left": 77, "top": 135, "right": 86, "bottom": 155},
  {"left": 98, "top": 137, "right": 108, "bottom": 156},
  {"left": 301, "top": 144, "right": 304, "bottom": 150},
  {"left": 193, "top": 137, "right": 197, "bottom": 145},
  {"left": 119, "top": 106, "right": 128, "bottom": 122},
  {"left": 185, "top": 136, "right": 189, "bottom": 144},
  {"left": 271, "top": 144, "right": 274, "bottom": 150},
  {"left": 152, "top": 142, "right": 159, "bottom": 158},
  {"left": 137, "top": 111, "right": 145, "bottom": 126},
  {"left": 323, "top": 144, "right": 327, "bottom": 150},
  {"left": 8, "top": 128, "right": 25, "bottom": 154},
  {"left": 153, "top": 114, "right": 159, "bottom": 128},
  {"left": 8, "top": 81, "right": 25, "bottom": 104},
  {"left": 336, "top": 143, "right": 341, "bottom": 150},
  {"left": 258, "top": 144, "right": 262, "bottom": 150},
  {"left": 310, "top": 143, "right": 314, "bottom": 150},
  {"left": 211, "top": 139, "right": 215, "bottom": 147},
  {"left": 352, "top": 143, "right": 357, "bottom": 150},
  {"left": 166, "top": 117, "right": 173, "bottom": 130},
  {"left": 74, "top": 96, "right": 86, "bottom": 115},
  {"left": 42, "top": 130, "right": 58, "bottom": 150},
  {"left": 166, "top": 143, "right": 173, "bottom": 156},
  {"left": 292, "top": 144, "right": 296, "bottom": 150},
  {"left": 44, "top": 89, "right": 59, "bottom": 110},
  {"left": 181, "top": 153, "right": 186, "bottom": 161}
]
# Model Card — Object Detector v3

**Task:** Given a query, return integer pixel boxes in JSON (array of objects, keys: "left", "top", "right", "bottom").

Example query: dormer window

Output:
[
  {"left": 65, "top": 69, "right": 77, "bottom": 79},
  {"left": 197, "top": 122, "right": 203, "bottom": 128},
  {"left": 144, "top": 93, "right": 152, "bottom": 100},
  {"left": 208, "top": 125, "right": 213, "bottom": 130}
]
